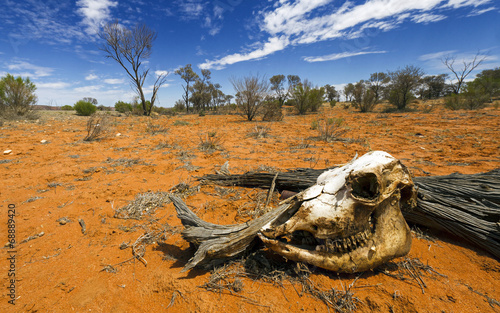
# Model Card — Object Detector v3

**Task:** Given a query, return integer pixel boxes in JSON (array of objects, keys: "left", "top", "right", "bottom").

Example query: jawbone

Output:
[{"left": 258, "top": 196, "right": 412, "bottom": 273}]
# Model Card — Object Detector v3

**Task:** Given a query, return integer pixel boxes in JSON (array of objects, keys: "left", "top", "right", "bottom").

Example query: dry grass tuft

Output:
[
  {"left": 248, "top": 124, "right": 271, "bottom": 139},
  {"left": 114, "top": 191, "right": 171, "bottom": 220},
  {"left": 199, "top": 131, "right": 223, "bottom": 152},
  {"left": 84, "top": 113, "right": 112, "bottom": 141}
]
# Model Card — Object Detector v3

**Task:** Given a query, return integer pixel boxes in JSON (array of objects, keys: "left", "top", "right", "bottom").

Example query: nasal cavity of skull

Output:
[{"left": 351, "top": 173, "right": 379, "bottom": 200}]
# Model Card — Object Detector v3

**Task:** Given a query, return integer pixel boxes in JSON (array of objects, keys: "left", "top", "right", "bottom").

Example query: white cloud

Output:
[
  {"left": 36, "top": 82, "right": 71, "bottom": 89},
  {"left": 467, "top": 6, "right": 497, "bottom": 16},
  {"left": 412, "top": 13, "right": 447, "bottom": 24},
  {"left": 201, "top": 0, "right": 494, "bottom": 69},
  {"left": 177, "top": 0, "right": 205, "bottom": 19},
  {"left": 444, "top": 0, "right": 491, "bottom": 9},
  {"left": 199, "top": 36, "right": 290, "bottom": 70},
  {"left": 155, "top": 70, "right": 169, "bottom": 77},
  {"left": 6, "top": 60, "right": 53, "bottom": 78},
  {"left": 85, "top": 73, "right": 98, "bottom": 80},
  {"left": 74, "top": 85, "right": 102, "bottom": 93},
  {"left": 418, "top": 50, "right": 457, "bottom": 61},
  {"left": 304, "top": 50, "right": 387, "bottom": 62},
  {"left": 76, "top": 0, "right": 118, "bottom": 35},
  {"left": 104, "top": 78, "right": 125, "bottom": 84}
]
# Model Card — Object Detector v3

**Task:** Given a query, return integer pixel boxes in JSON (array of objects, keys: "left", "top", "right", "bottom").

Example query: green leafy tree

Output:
[
  {"left": 175, "top": 64, "right": 199, "bottom": 113},
  {"left": 270, "top": 74, "right": 288, "bottom": 107},
  {"left": 290, "top": 80, "right": 325, "bottom": 114},
  {"left": 324, "top": 84, "right": 339, "bottom": 102},
  {"left": 190, "top": 70, "right": 212, "bottom": 112},
  {"left": 367, "top": 72, "right": 390, "bottom": 102},
  {"left": 418, "top": 74, "right": 448, "bottom": 100},
  {"left": 343, "top": 83, "right": 355, "bottom": 102},
  {"left": 474, "top": 67, "right": 500, "bottom": 101},
  {"left": 0, "top": 74, "right": 38, "bottom": 116},
  {"left": 387, "top": 65, "right": 424, "bottom": 110}
]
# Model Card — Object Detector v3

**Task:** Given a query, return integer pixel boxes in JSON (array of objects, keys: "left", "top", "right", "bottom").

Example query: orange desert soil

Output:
[{"left": 1, "top": 104, "right": 499, "bottom": 312}]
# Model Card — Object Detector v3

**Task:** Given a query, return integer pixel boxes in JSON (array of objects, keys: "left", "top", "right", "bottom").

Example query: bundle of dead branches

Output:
[{"left": 199, "top": 168, "right": 500, "bottom": 259}]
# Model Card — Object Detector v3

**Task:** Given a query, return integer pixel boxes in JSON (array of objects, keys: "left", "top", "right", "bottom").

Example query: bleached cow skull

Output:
[
  {"left": 258, "top": 151, "right": 417, "bottom": 273},
  {"left": 171, "top": 151, "right": 417, "bottom": 273}
]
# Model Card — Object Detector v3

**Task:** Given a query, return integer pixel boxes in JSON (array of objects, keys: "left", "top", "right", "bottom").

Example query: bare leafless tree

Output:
[
  {"left": 99, "top": 22, "right": 167, "bottom": 116},
  {"left": 231, "top": 75, "right": 269, "bottom": 121},
  {"left": 442, "top": 51, "right": 487, "bottom": 94}
]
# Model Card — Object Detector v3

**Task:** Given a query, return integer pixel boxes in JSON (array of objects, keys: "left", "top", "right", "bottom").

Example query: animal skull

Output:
[{"left": 258, "top": 151, "right": 416, "bottom": 273}]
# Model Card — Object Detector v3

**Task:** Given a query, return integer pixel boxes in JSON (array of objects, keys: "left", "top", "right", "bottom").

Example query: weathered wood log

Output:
[
  {"left": 198, "top": 168, "right": 500, "bottom": 259},
  {"left": 170, "top": 195, "right": 299, "bottom": 272}
]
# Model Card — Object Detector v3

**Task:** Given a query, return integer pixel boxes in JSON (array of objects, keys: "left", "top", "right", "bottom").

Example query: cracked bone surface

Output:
[
  {"left": 172, "top": 151, "right": 416, "bottom": 273},
  {"left": 258, "top": 151, "right": 416, "bottom": 273}
]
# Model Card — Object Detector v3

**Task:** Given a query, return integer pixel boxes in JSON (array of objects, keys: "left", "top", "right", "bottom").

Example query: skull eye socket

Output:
[{"left": 351, "top": 173, "right": 379, "bottom": 200}]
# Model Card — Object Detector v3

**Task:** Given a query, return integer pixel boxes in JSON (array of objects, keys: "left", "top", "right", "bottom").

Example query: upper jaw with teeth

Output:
[{"left": 258, "top": 151, "right": 416, "bottom": 273}]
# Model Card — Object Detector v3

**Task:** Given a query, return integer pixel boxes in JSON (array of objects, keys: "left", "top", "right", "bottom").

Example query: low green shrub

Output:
[
  {"left": 74, "top": 100, "right": 97, "bottom": 116},
  {"left": 114, "top": 101, "right": 132, "bottom": 113},
  {"left": 61, "top": 105, "right": 73, "bottom": 111}
]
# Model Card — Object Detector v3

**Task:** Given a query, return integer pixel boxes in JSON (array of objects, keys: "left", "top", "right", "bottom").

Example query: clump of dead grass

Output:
[
  {"left": 200, "top": 251, "right": 362, "bottom": 311},
  {"left": 146, "top": 120, "right": 169, "bottom": 134},
  {"left": 377, "top": 257, "right": 446, "bottom": 294},
  {"left": 84, "top": 112, "right": 112, "bottom": 141},
  {"left": 199, "top": 131, "right": 223, "bottom": 152},
  {"left": 114, "top": 191, "right": 172, "bottom": 220},
  {"left": 248, "top": 125, "right": 271, "bottom": 139},
  {"left": 311, "top": 117, "right": 348, "bottom": 143}
]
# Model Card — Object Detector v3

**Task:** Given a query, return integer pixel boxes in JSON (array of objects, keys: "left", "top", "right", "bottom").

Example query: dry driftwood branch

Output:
[
  {"left": 170, "top": 195, "right": 298, "bottom": 272},
  {"left": 199, "top": 168, "right": 500, "bottom": 259}
]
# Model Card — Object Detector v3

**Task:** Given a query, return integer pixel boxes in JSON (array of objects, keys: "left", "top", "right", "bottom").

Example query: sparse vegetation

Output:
[
  {"left": 314, "top": 117, "right": 347, "bottom": 142},
  {"left": 114, "top": 100, "right": 133, "bottom": 113},
  {"left": 83, "top": 113, "right": 111, "bottom": 141},
  {"left": 74, "top": 99, "right": 97, "bottom": 116},
  {"left": 199, "top": 131, "right": 223, "bottom": 152},
  {"left": 386, "top": 65, "right": 425, "bottom": 111},
  {"left": 231, "top": 74, "right": 269, "bottom": 121},
  {"left": 99, "top": 22, "right": 167, "bottom": 116},
  {"left": 0, "top": 74, "right": 38, "bottom": 119}
]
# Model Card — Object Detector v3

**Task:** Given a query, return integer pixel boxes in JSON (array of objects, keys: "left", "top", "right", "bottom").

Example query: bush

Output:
[
  {"left": 74, "top": 100, "right": 97, "bottom": 116},
  {"left": 444, "top": 89, "right": 489, "bottom": 110},
  {"left": 352, "top": 81, "right": 377, "bottom": 112},
  {"left": 61, "top": 105, "right": 74, "bottom": 111},
  {"left": 0, "top": 74, "right": 37, "bottom": 117},
  {"left": 316, "top": 117, "right": 347, "bottom": 142},
  {"left": 114, "top": 101, "right": 132, "bottom": 113},
  {"left": 262, "top": 100, "right": 283, "bottom": 121},
  {"left": 289, "top": 81, "right": 324, "bottom": 115}
]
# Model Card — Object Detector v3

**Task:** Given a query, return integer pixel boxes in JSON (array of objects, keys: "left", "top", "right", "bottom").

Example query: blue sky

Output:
[{"left": 0, "top": 0, "right": 499, "bottom": 107}]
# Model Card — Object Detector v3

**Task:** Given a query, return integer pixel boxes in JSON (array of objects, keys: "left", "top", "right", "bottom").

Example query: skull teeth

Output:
[{"left": 315, "top": 228, "right": 373, "bottom": 254}]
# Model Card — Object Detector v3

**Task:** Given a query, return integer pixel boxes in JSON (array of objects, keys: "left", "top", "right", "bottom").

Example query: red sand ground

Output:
[{"left": 1, "top": 104, "right": 499, "bottom": 312}]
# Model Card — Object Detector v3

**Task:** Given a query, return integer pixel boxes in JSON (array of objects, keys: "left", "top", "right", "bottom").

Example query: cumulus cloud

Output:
[
  {"left": 76, "top": 0, "right": 118, "bottom": 35},
  {"left": 304, "top": 50, "right": 387, "bottom": 63},
  {"left": 85, "top": 73, "right": 98, "bottom": 80},
  {"left": 200, "top": 0, "right": 494, "bottom": 69},
  {"left": 155, "top": 70, "right": 169, "bottom": 77}
]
